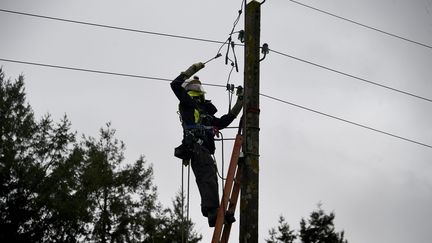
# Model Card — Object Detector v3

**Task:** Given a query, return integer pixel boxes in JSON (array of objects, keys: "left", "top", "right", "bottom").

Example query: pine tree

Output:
[
  {"left": 160, "top": 190, "right": 202, "bottom": 243},
  {"left": 77, "top": 124, "right": 164, "bottom": 242},
  {"left": 267, "top": 204, "right": 348, "bottom": 243},
  {"left": 1, "top": 69, "right": 204, "bottom": 242},
  {"left": 299, "top": 204, "right": 348, "bottom": 243},
  {"left": 0, "top": 69, "right": 76, "bottom": 241},
  {"left": 266, "top": 216, "right": 297, "bottom": 243}
]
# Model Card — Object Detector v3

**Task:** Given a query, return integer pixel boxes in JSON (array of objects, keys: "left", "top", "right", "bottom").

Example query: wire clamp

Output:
[
  {"left": 238, "top": 30, "right": 245, "bottom": 43},
  {"left": 260, "top": 43, "right": 269, "bottom": 62},
  {"left": 226, "top": 83, "right": 235, "bottom": 92}
]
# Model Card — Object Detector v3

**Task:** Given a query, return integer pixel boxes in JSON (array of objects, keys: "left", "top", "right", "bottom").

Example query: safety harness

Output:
[{"left": 174, "top": 91, "right": 218, "bottom": 160}]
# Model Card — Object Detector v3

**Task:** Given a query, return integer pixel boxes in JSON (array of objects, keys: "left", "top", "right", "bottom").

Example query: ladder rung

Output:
[{"left": 211, "top": 134, "right": 242, "bottom": 243}]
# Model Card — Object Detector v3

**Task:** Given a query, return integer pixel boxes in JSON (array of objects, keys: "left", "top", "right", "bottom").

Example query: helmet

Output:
[{"left": 183, "top": 76, "right": 206, "bottom": 93}]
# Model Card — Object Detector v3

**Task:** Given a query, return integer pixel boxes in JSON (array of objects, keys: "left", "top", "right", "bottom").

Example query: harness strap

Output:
[{"left": 183, "top": 124, "right": 214, "bottom": 130}]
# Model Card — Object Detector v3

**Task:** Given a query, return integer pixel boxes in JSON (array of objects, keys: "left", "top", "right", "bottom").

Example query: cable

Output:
[
  {"left": 1, "top": 9, "right": 431, "bottom": 103},
  {"left": 0, "top": 9, "right": 225, "bottom": 45},
  {"left": 286, "top": 0, "right": 432, "bottom": 50},
  {"left": 181, "top": 164, "right": 185, "bottom": 243},
  {"left": 0, "top": 58, "right": 226, "bottom": 88},
  {"left": 260, "top": 93, "right": 432, "bottom": 149},
  {"left": 180, "top": 163, "right": 191, "bottom": 243},
  {"left": 186, "top": 164, "right": 190, "bottom": 243},
  {"left": 1, "top": 57, "right": 430, "bottom": 149},
  {"left": 269, "top": 49, "right": 432, "bottom": 103}
]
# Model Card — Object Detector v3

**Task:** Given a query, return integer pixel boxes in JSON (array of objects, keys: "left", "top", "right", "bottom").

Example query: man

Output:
[{"left": 170, "top": 62, "right": 243, "bottom": 227}]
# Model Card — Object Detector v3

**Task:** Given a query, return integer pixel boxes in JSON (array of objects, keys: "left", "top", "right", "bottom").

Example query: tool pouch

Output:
[{"left": 174, "top": 143, "right": 192, "bottom": 160}]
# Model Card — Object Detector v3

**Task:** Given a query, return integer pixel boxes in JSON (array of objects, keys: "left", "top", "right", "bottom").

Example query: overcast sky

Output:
[{"left": 1, "top": 0, "right": 432, "bottom": 242}]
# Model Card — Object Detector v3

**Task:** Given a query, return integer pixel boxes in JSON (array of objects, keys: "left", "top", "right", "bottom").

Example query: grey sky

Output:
[{"left": 1, "top": 0, "right": 432, "bottom": 242}]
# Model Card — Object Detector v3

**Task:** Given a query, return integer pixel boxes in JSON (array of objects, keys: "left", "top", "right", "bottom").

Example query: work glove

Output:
[
  {"left": 236, "top": 85, "right": 244, "bottom": 100},
  {"left": 181, "top": 62, "right": 205, "bottom": 79},
  {"left": 230, "top": 86, "right": 244, "bottom": 117}
]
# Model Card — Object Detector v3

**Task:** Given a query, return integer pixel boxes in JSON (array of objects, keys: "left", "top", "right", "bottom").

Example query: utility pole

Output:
[{"left": 240, "top": 1, "right": 261, "bottom": 242}]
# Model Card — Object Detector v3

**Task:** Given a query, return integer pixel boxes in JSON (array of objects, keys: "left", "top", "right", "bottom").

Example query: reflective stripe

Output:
[
  {"left": 194, "top": 109, "right": 200, "bottom": 123},
  {"left": 187, "top": 90, "right": 205, "bottom": 98}
]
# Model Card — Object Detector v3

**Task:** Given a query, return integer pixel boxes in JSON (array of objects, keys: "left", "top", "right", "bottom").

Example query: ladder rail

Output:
[
  {"left": 221, "top": 162, "right": 243, "bottom": 243},
  {"left": 211, "top": 134, "right": 242, "bottom": 243}
]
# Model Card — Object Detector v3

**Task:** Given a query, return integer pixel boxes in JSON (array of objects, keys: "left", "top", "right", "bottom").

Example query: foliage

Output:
[
  {"left": 160, "top": 190, "right": 202, "bottom": 243},
  {"left": 299, "top": 204, "right": 348, "bottom": 243},
  {"left": 266, "top": 216, "right": 297, "bottom": 243},
  {"left": 266, "top": 204, "right": 348, "bottom": 243},
  {"left": 0, "top": 69, "right": 201, "bottom": 242}
]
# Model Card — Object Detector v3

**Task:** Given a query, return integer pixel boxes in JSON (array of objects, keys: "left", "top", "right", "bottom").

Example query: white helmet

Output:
[{"left": 182, "top": 76, "right": 206, "bottom": 93}]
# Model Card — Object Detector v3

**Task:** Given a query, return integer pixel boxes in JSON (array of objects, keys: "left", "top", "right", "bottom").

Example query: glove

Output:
[
  {"left": 230, "top": 96, "right": 243, "bottom": 117},
  {"left": 236, "top": 85, "right": 244, "bottom": 100},
  {"left": 181, "top": 62, "right": 205, "bottom": 79}
]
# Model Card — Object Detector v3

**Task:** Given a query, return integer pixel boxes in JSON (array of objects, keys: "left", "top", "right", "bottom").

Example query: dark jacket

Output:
[{"left": 171, "top": 75, "right": 236, "bottom": 154}]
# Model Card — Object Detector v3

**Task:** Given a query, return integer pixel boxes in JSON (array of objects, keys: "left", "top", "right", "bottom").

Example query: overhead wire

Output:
[
  {"left": 260, "top": 93, "right": 432, "bottom": 149},
  {"left": 269, "top": 48, "right": 432, "bottom": 103},
  {"left": 0, "top": 58, "right": 227, "bottom": 88},
  {"left": 1, "top": 56, "right": 431, "bottom": 149},
  {"left": 0, "top": 8, "right": 225, "bottom": 45},
  {"left": 1, "top": 8, "right": 431, "bottom": 103},
  {"left": 286, "top": 0, "right": 432, "bottom": 50}
]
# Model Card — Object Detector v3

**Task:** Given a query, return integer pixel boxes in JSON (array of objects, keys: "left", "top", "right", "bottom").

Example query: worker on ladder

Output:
[{"left": 171, "top": 62, "right": 243, "bottom": 227}]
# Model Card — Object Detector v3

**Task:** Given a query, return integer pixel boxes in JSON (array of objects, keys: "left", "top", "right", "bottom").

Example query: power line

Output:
[
  {"left": 1, "top": 57, "right": 430, "bottom": 149},
  {"left": 269, "top": 48, "right": 432, "bottom": 103},
  {"left": 260, "top": 93, "right": 432, "bottom": 149},
  {"left": 286, "top": 0, "right": 432, "bottom": 50},
  {"left": 0, "top": 9, "right": 225, "bottom": 45},
  {"left": 0, "top": 58, "right": 226, "bottom": 88},
  {"left": 1, "top": 8, "right": 431, "bottom": 103}
]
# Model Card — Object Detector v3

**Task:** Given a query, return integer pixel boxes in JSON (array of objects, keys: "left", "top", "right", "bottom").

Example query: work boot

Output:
[
  {"left": 225, "top": 211, "right": 236, "bottom": 224},
  {"left": 208, "top": 208, "right": 218, "bottom": 227}
]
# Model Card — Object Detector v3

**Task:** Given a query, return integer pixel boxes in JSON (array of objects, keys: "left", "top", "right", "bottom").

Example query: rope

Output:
[
  {"left": 181, "top": 164, "right": 185, "bottom": 243},
  {"left": 220, "top": 132, "right": 225, "bottom": 191},
  {"left": 214, "top": 132, "right": 228, "bottom": 182},
  {"left": 181, "top": 163, "right": 191, "bottom": 243},
  {"left": 186, "top": 164, "right": 190, "bottom": 242}
]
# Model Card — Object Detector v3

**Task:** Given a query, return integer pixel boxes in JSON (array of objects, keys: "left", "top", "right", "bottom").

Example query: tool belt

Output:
[{"left": 174, "top": 125, "right": 213, "bottom": 160}]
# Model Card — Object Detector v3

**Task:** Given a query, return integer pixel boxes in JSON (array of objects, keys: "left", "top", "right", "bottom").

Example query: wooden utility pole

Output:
[{"left": 240, "top": 1, "right": 261, "bottom": 242}]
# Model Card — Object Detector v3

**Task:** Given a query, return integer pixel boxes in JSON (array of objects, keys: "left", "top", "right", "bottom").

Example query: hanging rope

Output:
[
  {"left": 181, "top": 163, "right": 191, "bottom": 243},
  {"left": 186, "top": 164, "right": 190, "bottom": 242},
  {"left": 213, "top": 132, "right": 227, "bottom": 182},
  {"left": 181, "top": 164, "right": 185, "bottom": 243}
]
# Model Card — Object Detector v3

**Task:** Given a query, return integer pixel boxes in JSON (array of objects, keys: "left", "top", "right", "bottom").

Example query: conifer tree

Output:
[
  {"left": 0, "top": 69, "right": 203, "bottom": 242},
  {"left": 299, "top": 204, "right": 348, "bottom": 243},
  {"left": 266, "top": 216, "right": 297, "bottom": 243},
  {"left": 160, "top": 190, "right": 202, "bottom": 243},
  {"left": 0, "top": 69, "right": 76, "bottom": 241},
  {"left": 267, "top": 204, "right": 348, "bottom": 243}
]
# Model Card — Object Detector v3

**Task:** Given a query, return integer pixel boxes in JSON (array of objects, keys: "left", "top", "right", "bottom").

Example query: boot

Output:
[{"left": 207, "top": 208, "right": 218, "bottom": 227}]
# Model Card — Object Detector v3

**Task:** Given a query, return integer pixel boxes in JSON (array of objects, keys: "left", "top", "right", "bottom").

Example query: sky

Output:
[{"left": 1, "top": 0, "right": 432, "bottom": 242}]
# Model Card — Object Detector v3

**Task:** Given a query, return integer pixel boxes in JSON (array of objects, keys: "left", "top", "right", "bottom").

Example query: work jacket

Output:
[{"left": 171, "top": 75, "right": 236, "bottom": 154}]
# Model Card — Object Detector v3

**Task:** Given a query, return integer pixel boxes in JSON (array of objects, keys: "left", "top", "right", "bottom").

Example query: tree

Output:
[
  {"left": 78, "top": 124, "right": 165, "bottom": 242},
  {"left": 266, "top": 216, "right": 297, "bottom": 243},
  {"left": 299, "top": 204, "right": 347, "bottom": 243},
  {"left": 267, "top": 204, "right": 348, "bottom": 243},
  {"left": 160, "top": 190, "right": 202, "bottom": 243},
  {"left": 0, "top": 69, "right": 203, "bottom": 242},
  {"left": 0, "top": 69, "right": 77, "bottom": 241}
]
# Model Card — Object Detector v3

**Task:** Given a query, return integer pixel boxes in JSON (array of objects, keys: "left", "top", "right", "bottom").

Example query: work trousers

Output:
[{"left": 190, "top": 143, "right": 219, "bottom": 216}]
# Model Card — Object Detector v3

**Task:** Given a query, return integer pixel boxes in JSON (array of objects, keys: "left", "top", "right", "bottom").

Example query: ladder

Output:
[{"left": 211, "top": 134, "right": 243, "bottom": 243}]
